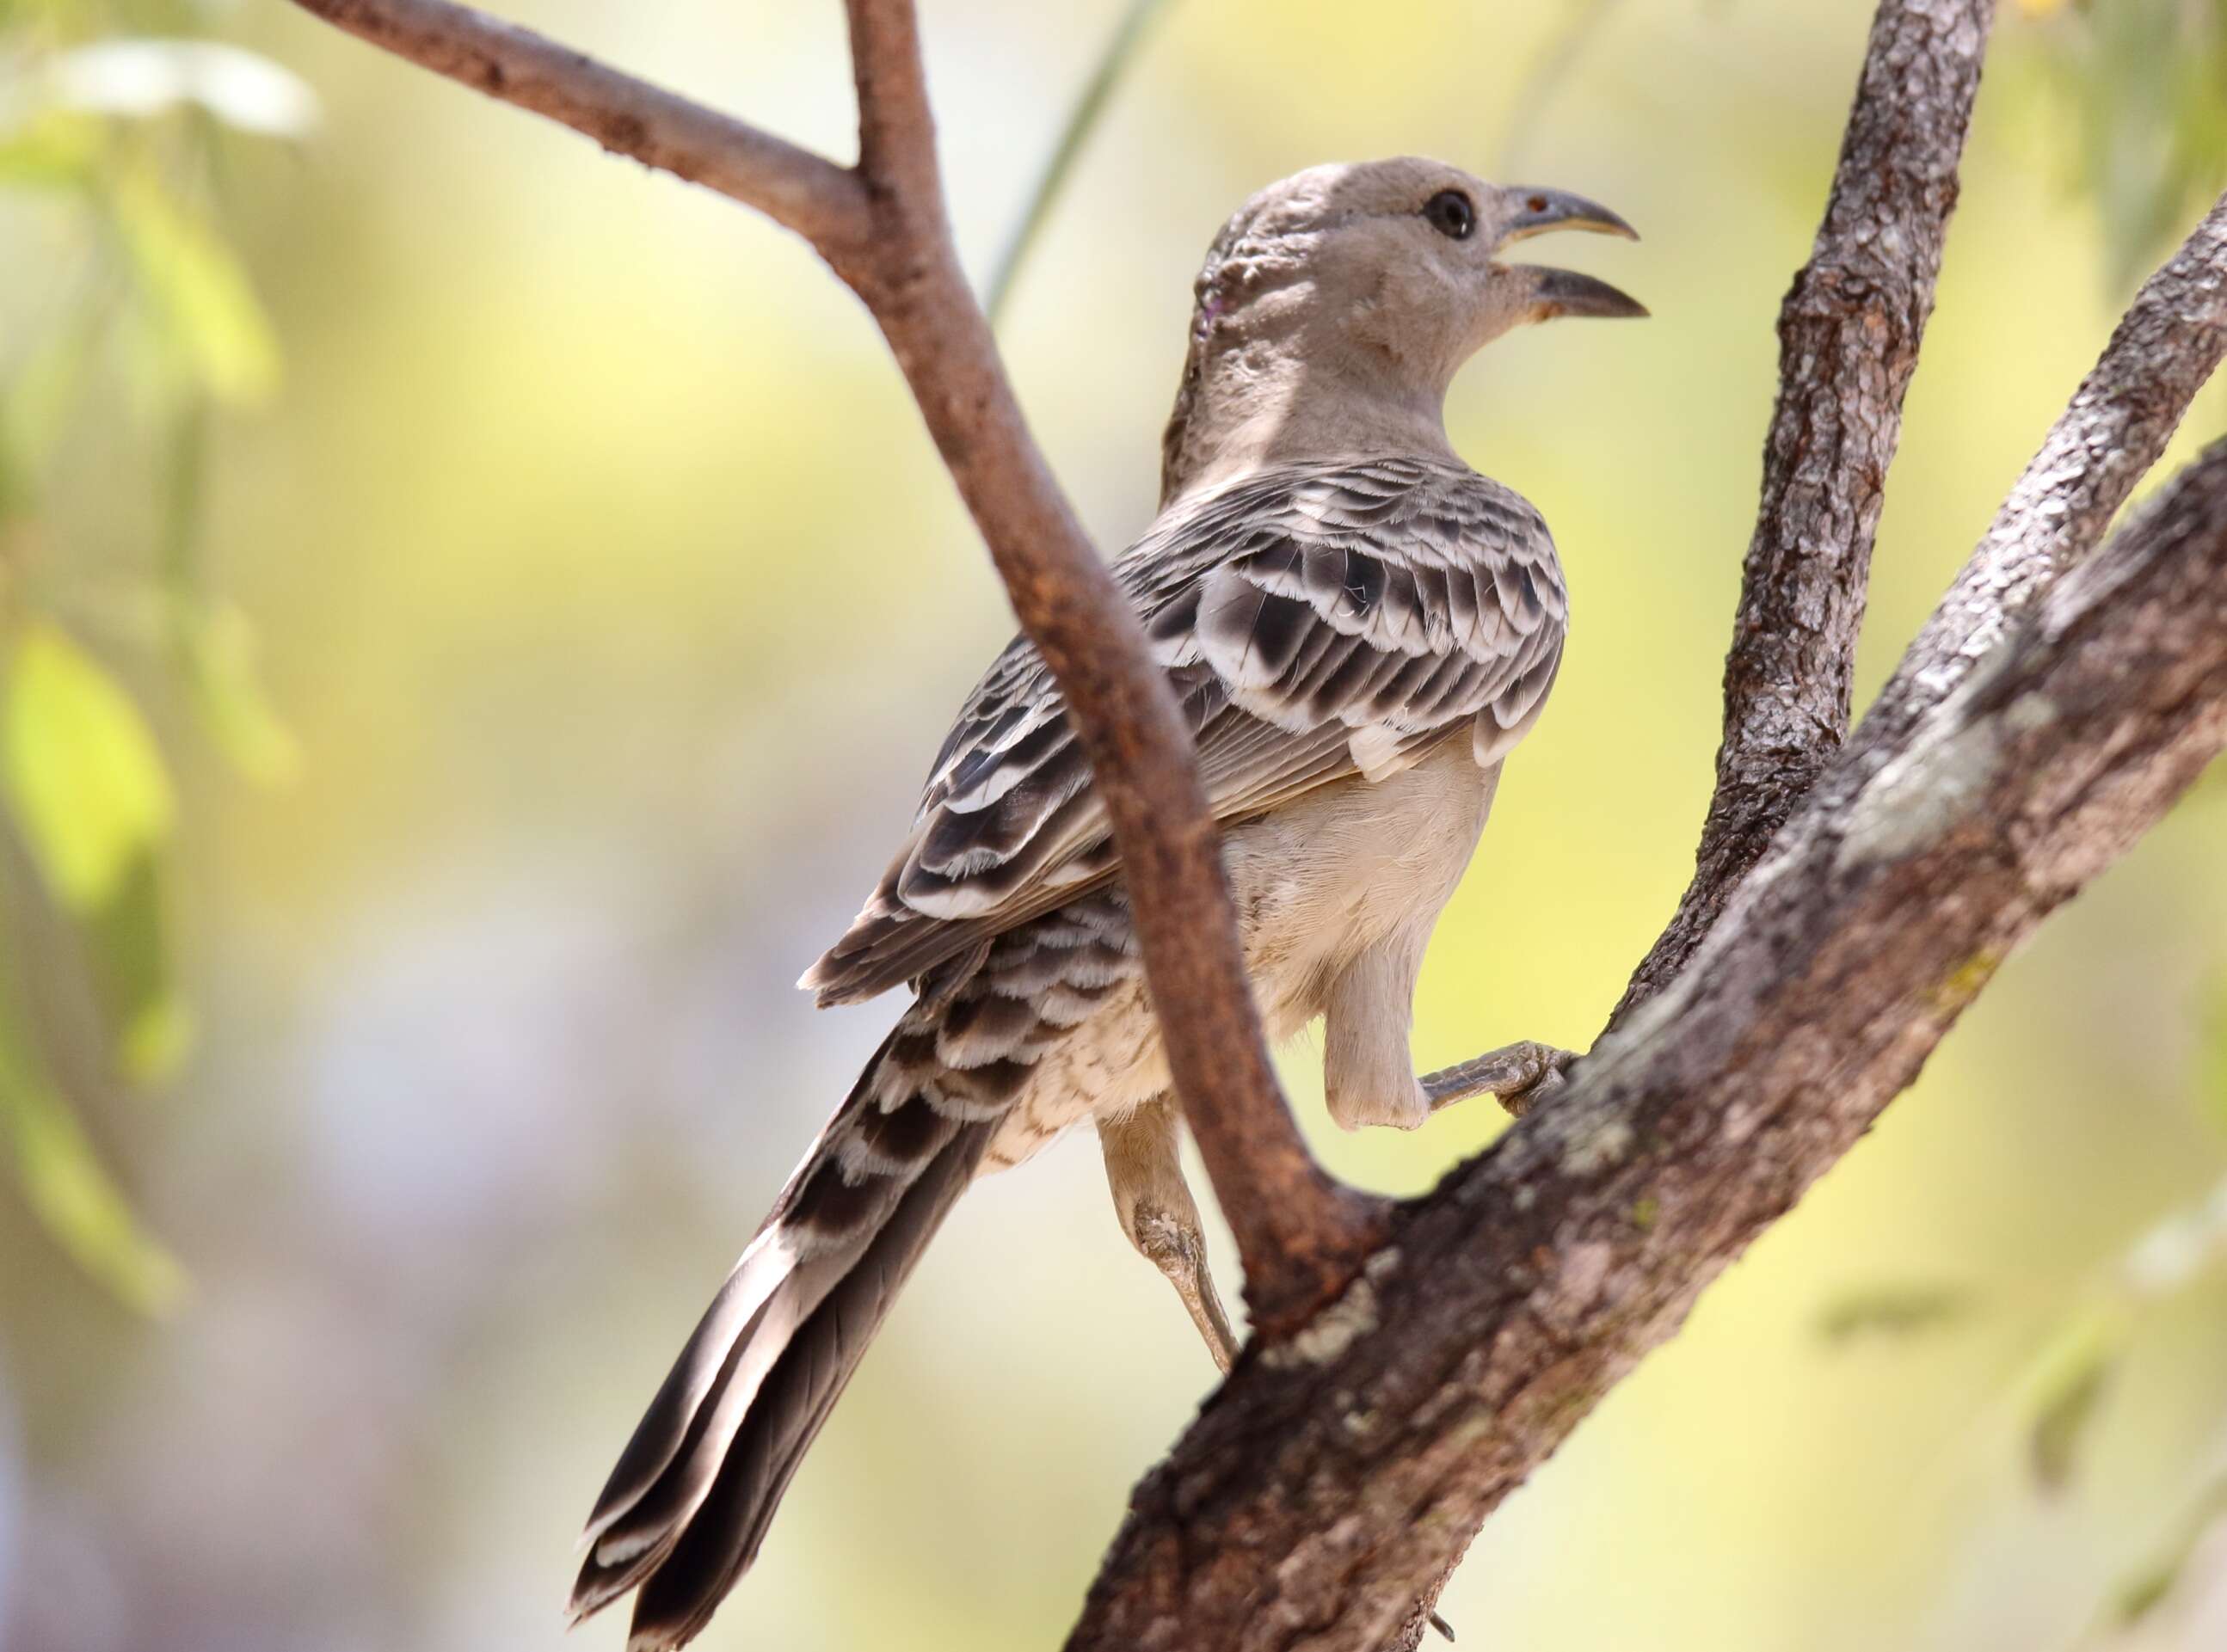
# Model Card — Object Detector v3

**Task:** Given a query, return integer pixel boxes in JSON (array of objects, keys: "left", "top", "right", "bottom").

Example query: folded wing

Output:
[{"left": 802, "top": 455, "right": 1566, "bottom": 1006}]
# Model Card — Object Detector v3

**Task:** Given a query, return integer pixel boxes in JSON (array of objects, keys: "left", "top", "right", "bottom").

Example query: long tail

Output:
[{"left": 569, "top": 1016, "right": 1013, "bottom": 1650}]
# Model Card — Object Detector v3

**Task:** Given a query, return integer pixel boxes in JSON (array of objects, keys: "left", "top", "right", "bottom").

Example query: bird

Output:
[{"left": 569, "top": 157, "right": 1642, "bottom": 1650}]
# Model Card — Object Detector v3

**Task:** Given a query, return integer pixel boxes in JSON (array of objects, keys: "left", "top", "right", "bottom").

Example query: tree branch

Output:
[
  {"left": 285, "top": 0, "right": 871, "bottom": 250},
  {"left": 282, "top": 0, "right": 1381, "bottom": 1327},
  {"left": 1819, "top": 188, "right": 2227, "bottom": 809},
  {"left": 1611, "top": 0, "right": 1992, "bottom": 1016},
  {"left": 1416, "top": 0, "right": 1991, "bottom": 1107},
  {"left": 1070, "top": 433, "right": 2227, "bottom": 1650}
]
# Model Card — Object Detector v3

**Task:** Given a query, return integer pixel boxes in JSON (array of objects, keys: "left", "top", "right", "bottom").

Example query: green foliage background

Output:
[{"left": 3, "top": 0, "right": 2227, "bottom": 1648}]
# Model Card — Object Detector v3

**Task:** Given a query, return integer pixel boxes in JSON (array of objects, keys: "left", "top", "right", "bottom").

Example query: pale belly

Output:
[{"left": 979, "top": 739, "right": 1498, "bottom": 1170}]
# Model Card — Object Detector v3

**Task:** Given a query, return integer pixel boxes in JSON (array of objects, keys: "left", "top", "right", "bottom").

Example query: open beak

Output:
[
  {"left": 1493, "top": 185, "right": 1646, "bottom": 320},
  {"left": 1524, "top": 266, "right": 1649, "bottom": 321}
]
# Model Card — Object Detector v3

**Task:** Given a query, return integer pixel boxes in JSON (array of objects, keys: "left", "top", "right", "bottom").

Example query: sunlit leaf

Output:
[
  {"left": 109, "top": 170, "right": 281, "bottom": 408},
  {"left": 2117, "top": 1172, "right": 2227, "bottom": 1298},
  {"left": 0, "top": 1001, "right": 186, "bottom": 1316},
  {"left": 46, "top": 40, "right": 321, "bottom": 138},
  {"left": 181, "top": 601, "right": 298, "bottom": 785},
  {"left": 2022, "top": 1307, "right": 2126, "bottom": 1490},
  {"left": 3, "top": 618, "right": 176, "bottom": 911},
  {"left": 1816, "top": 1282, "right": 1976, "bottom": 1346}
]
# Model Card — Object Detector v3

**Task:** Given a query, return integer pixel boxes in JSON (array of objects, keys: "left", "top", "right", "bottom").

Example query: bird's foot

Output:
[{"left": 1419, "top": 1041, "right": 1575, "bottom": 1120}]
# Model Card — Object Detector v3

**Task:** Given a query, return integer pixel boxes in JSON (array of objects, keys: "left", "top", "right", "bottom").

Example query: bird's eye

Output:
[{"left": 1423, "top": 189, "right": 1475, "bottom": 241}]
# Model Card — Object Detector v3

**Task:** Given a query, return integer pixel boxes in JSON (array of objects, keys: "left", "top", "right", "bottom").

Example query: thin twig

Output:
[
  {"left": 1496, "top": 0, "right": 1625, "bottom": 176},
  {"left": 984, "top": 0, "right": 1177, "bottom": 326},
  {"left": 831, "top": 0, "right": 1383, "bottom": 1327}
]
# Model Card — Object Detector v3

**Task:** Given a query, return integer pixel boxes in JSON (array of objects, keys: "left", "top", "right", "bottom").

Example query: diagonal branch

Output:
[
  {"left": 1070, "top": 432, "right": 2227, "bottom": 1649},
  {"left": 281, "top": 0, "right": 1381, "bottom": 1327},
  {"left": 1819, "top": 188, "right": 2227, "bottom": 808},
  {"left": 823, "top": 2, "right": 1384, "bottom": 1328}
]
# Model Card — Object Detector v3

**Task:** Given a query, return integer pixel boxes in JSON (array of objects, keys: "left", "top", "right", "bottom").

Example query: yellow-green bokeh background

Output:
[{"left": 5, "top": 1, "right": 2227, "bottom": 1648}]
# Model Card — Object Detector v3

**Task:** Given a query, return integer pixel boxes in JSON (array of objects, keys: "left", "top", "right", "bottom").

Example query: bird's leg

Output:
[
  {"left": 1096, "top": 1095, "right": 1240, "bottom": 1373},
  {"left": 1322, "top": 929, "right": 1434, "bottom": 1130},
  {"left": 1420, "top": 1040, "right": 1575, "bottom": 1119},
  {"left": 1099, "top": 1093, "right": 1455, "bottom": 1637}
]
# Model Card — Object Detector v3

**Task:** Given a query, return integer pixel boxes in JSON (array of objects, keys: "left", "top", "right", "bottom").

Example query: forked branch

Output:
[
  {"left": 1068, "top": 427, "right": 2227, "bottom": 1647},
  {"left": 278, "top": 3, "right": 2227, "bottom": 1646},
  {"left": 1611, "top": 0, "right": 1992, "bottom": 1016}
]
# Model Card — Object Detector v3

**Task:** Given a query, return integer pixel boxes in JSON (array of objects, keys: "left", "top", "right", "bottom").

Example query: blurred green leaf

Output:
[
  {"left": 2023, "top": 1306, "right": 2127, "bottom": 1490},
  {"left": 3, "top": 313, "right": 102, "bottom": 502},
  {"left": 109, "top": 169, "right": 281, "bottom": 408},
  {"left": 0, "top": 997, "right": 185, "bottom": 1315},
  {"left": 180, "top": 600, "right": 298, "bottom": 786},
  {"left": 1498, "top": 0, "right": 1626, "bottom": 175},
  {"left": 0, "top": 107, "right": 102, "bottom": 188},
  {"left": 2104, "top": 1474, "right": 2227, "bottom": 1631},
  {"left": 1817, "top": 1282, "right": 1976, "bottom": 1347},
  {"left": 46, "top": 40, "right": 321, "bottom": 138},
  {"left": 85, "top": 850, "right": 193, "bottom": 1085},
  {"left": 2017, "top": 0, "right": 2227, "bottom": 291},
  {"left": 3, "top": 617, "right": 176, "bottom": 911}
]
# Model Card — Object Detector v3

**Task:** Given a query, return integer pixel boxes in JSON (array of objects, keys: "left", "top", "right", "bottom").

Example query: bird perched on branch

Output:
[{"left": 571, "top": 157, "right": 1642, "bottom": 1650}]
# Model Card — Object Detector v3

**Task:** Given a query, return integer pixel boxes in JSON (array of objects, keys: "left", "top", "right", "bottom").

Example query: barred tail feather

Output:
[{"left": 569, "top": 1026, "right": 1000, "bottom": 1649}]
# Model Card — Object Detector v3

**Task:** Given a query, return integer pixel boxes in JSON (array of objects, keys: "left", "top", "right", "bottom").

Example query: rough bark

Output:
[
  {"left": 1611, "top": 0, "right": 1991, "bottom": 1016},
  {"left": 1822, "top": 188, "right": 2227, "bottom": 803},
  {"left": 1067, "top": 438, "right": 2227, "bottom": 1652},
  {"left": 283, "top": 0, "right": 1382, "bottom": 1327}
]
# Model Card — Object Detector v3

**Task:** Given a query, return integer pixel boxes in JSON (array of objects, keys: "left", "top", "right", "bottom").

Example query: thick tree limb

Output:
[
  {"left": 1067, "top": 9, "right": 2227, "bottom": 1639},
  {"left": 281, "top": 0, "right": 1380, "bottom": 1326},
  {"left": 1069, "top": 436, "right": 2227, "bottom": 1651},
  {"left": 1414, "top": 0, "right": 1992, "bottom": 1125}
]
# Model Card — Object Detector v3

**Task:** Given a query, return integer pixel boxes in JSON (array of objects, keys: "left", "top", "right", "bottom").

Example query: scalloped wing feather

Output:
[{"left": 802, "top": 456, "right": 1566, "bottom": 1006}]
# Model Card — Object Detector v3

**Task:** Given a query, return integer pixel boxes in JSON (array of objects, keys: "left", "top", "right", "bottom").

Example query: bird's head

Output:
[{"left": 1161, "top": 157, "right": 1643, "bottom": 500}]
